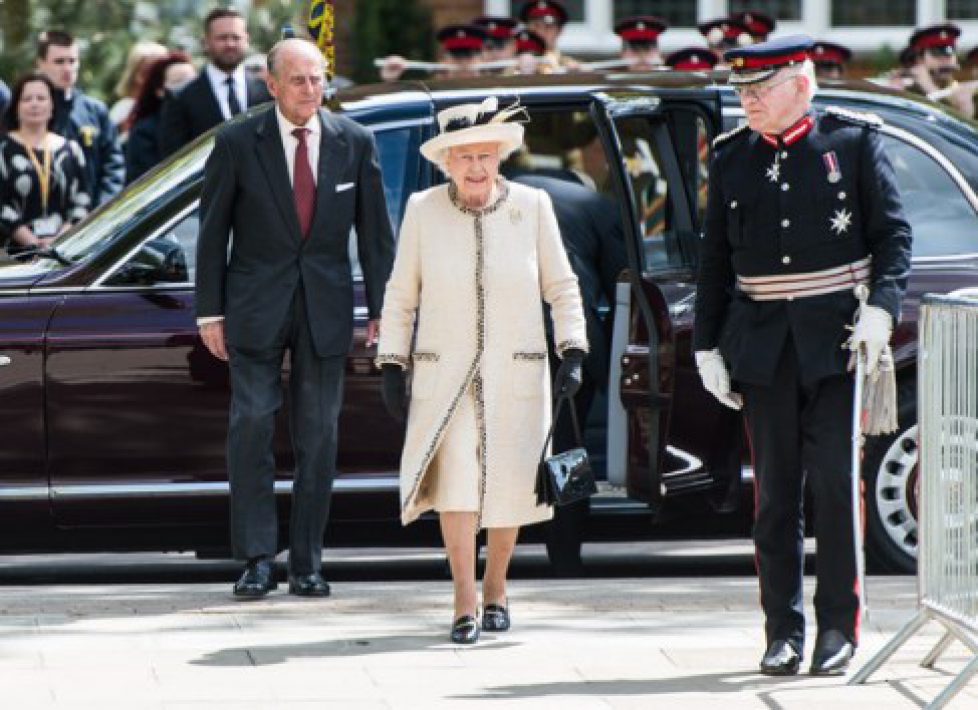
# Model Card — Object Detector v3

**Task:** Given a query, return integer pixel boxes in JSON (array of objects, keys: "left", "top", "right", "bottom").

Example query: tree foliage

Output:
[
  {"left": 351, "top": 0, "right": 434, "bottom": 84},
  {"left": 0, "top": 0, "right": 297, "bottom": 102}
]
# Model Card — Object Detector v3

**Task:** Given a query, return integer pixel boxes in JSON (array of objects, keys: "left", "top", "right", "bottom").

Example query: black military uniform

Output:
[
  {"left": 51, "top": 88, "right": 124, "bottom": 206},
  {"left": 694, "top": 36, "right": 912, "bottom": 673}
]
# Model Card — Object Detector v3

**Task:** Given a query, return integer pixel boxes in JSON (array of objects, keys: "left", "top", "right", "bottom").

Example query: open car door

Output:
[{"left": 591, "top": 89, "right": 719, "bottom": 507}]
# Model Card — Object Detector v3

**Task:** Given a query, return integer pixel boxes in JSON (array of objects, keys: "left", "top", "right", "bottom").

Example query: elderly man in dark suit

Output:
[
  {"left": 160, "top": 8, "right": 271, "bottom": 157},
  {"left": 195, "top": 37, "right": 395, "bottom": 599}
]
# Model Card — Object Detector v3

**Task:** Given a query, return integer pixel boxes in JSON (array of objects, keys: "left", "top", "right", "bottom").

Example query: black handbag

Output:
[{"left": 535, "top": 394, "right": 597, "bottom": 507}]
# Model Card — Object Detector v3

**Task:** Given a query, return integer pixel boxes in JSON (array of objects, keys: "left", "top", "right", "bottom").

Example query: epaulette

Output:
[
  {"left": 824, "top": 106, "right": 884, "bottom": 128},
  {"left": 711, "top": 122, "right": 750, "bottom": 149}
]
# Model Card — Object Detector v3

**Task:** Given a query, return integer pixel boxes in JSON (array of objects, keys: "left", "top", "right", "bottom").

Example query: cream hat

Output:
[{"left": 419, "top": 97, "right": 526, "bottom": 165}]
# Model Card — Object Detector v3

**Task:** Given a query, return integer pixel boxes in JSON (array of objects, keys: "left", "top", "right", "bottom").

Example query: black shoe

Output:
[
  {"left": 287, "top": 572, "right": 331, "bottom": 597},
  {"left": 760, "top": 639, "right": 801, "bottom": 676},
  {"left": 233, "top": 558, "right": 277, "bottom": 599},
  {"left": 482, "top": 603, "right": 510, "bottom": 632},
  {"left": 810, "top": 630, "right": 854, "bottom": 676},
  {"left": 450, "top": 614, "right": 480, "bottom": 644}
]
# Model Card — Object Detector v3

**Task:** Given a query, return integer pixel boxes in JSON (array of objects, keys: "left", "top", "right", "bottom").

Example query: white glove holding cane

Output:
[
  {"left": 848, "top": 303, "right": 892, "bottom": 377},
  {"left": 695, "top": 348, "right": 743, "bottom": 410}
]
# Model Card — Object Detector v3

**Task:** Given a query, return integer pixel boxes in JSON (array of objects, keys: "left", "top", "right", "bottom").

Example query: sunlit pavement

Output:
[{"left": 0, "top": 542, "right": 974, "bottom": 709}]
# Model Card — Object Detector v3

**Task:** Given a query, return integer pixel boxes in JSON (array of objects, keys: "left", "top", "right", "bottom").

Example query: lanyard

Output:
[{"left": 23, "top": 138, "right": 53, "bottom": 214}]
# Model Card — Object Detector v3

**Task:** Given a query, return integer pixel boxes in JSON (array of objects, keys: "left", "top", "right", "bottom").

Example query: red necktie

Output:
[{"left": 292, "top": 128, "right": 316, "bottom": 239}]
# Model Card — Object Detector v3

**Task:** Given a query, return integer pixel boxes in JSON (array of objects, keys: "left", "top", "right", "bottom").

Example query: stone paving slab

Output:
[{"left": 0, "top": 576, "right": 975, "bottom": 709}]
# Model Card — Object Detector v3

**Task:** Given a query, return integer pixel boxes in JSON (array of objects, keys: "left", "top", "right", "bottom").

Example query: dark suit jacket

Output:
[
  {"left": 159, "top": 72, "right": 271, "bottom": 157},
  {"left": 125, "top": 112, "right": 161, "bottom": 183},
  {"left": 515, "top": 174, "right": 627, "bottom": 387},
  {"left": 195, "top": 106, "right": 395, "bottom": 358}
]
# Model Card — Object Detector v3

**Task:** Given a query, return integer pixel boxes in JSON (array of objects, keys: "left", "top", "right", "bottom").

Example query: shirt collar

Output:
[
  {"left": 206, "top": 62, "right": 246, "bottom": 87},
  {"left": 275, "top": 105, "right": 321, "bottom": 139}
]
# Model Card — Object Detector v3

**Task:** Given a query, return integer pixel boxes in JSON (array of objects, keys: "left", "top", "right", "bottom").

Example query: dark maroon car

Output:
[{"left": 2, "top": 74, "right": 977, "bottom": 573}]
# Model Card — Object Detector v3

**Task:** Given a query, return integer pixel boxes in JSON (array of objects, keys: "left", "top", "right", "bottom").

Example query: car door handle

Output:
[{"left": 0, "top": 356, "right": 10, "bottom": 367}]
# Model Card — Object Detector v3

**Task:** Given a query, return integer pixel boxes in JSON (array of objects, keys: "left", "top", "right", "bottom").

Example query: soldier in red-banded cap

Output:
[
  {"left": 507, "top": 28, "right": 547, "bottom": 75},
  {"left": 904, "top": 23, "right": 976, "bottom": 116},
  {"left": 698, "top": 17, "right": 753, "bottom": 68},
  {"left": 378, "top": 24, "right": 489, "bottom": 81},
  {"left": 614, "top": 16, "right": 668, "bottom": 70},
  {"left": 731, "top": 10, "right": 776, "bottom": 43},
  {"left": 473, "top": 15, "right": 519, "bottom": 62},
  {"left": 665, "top": 47, "right": 719, "bottom": 71},
  {"left": 519, "top": 0, "right": 579, "bottom": 71},
  {"left": 810, "top": 40, "right": 852, "bottom": 80}
]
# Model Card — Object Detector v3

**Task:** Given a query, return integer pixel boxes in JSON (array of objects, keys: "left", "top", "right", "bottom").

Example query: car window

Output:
[
  {"left": 348, "top": 125, "right": 422, "bottom": 279},
  {"left": 883, "top": 134, "right": 978, "bottom": 257}
]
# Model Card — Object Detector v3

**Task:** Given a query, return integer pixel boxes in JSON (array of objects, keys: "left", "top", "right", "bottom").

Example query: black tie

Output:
[{"left": 226, "top": 77, "right": 242, "bottom": 116}]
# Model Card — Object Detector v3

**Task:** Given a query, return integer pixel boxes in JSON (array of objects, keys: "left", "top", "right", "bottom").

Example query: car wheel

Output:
[{"left": 863, "top": 379, "right": 918, "bottom": 574}]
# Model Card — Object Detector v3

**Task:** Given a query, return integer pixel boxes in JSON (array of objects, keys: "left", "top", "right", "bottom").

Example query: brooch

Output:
[
  {"left": 509, "top": 207, "right": 522, "bottom": 225},
  {"left": 79, "top": 125, "right": 98, "bottom": 148}
]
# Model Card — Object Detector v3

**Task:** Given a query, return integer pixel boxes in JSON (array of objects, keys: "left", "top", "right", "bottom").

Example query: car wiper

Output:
[{"left": 10, "top": 246, "right": 72, "bottom": 266}]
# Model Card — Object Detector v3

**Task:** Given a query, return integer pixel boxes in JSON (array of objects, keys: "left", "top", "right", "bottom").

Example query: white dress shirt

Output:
[
  {"left": 275, "top": 105, "right": 320, "bottom": 187},
  {"left": 196, "top": 106, "right": 322, "bottom": 327},
  {"left": 205, "top": 63, "right": 248, "bottom": 120}
]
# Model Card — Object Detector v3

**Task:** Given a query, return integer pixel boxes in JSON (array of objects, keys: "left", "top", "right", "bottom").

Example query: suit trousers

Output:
[
  {"left": 740, "top": 339, "right": 860, "bottom": 651},
  {"left": 227, "top": 286, "right": 345, "bottom": 575}
]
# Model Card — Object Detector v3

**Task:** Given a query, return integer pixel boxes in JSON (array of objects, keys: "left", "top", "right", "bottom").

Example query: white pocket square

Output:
[{"left": 336, "top": 182, "right": 355, "bottom": 192}]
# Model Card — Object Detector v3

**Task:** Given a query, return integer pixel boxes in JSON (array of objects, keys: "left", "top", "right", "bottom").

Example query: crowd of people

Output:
[
  {"left": 0, "top": 8, "right": 268, "bottom": 255},
  {"left": 2, "top": 2, "right": 978, "bottom": 257}
]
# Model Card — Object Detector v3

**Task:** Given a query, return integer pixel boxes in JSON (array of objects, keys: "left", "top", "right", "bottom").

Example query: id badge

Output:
[{"left": 32, "top": 215, "right": 60, "bottom": 238}]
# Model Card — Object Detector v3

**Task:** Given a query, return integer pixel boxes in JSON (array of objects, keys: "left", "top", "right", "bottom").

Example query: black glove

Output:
[
  {"left": 381, "top": 364, "right": 408, "bottom": 422},
  {"left": 553, "top": 348, "right": 585, "bottom": 399}
]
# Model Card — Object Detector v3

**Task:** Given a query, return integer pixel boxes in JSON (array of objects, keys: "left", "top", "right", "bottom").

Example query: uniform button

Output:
[
  {"left": 787, "top": 295, "right": 795, "bottom": 301},
  {"left": 838, "top": 191, "right": 846, "bottom": 200},
  {"left": 730, "top": 200, "right": 738, "bottom": 209},
  {"left": 782, "top": 255, "right": 791, "bottom": 265},
  {"left": 781, "top": 183, "right": 790, "bottom": 192},
  {"left": 781, "top": 218, "right": 790, "bottom": 228},
  {"left": 781, "top": 151, "right": 788, "bottom": 159}
]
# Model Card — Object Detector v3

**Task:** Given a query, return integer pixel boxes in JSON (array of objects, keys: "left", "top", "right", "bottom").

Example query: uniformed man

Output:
[
  {"left": 810, "top": 41, "right": 852, "bottom": 80},
  {"left": 904, "top": 23, "right": 976, "bottom": 117},
  {"left": 732, "top": 10, "right": 776, "bottom": 43},
  {"left": 614, "top": 16, "right": 668, "bottom": 71},
  {"left": 665, "top": 47, "right": 719, "bottom": 71},
  {"left": 698, "top": 17, "right": 753, "bottom": 68},
  {"left": 379, "top": 24, "right": 488, "bottom": 81},
  {"left": 473, "top": 15, "right": 518, "bottom": 62},
  {"left": 519, "top": 0, "right": 579, "bottom": 72},
  {"left": 509, "top": 28, "right": 547, "bottom": 75},
  {"left": 694, "top": 36, "right": 912, "bottom": 677}
]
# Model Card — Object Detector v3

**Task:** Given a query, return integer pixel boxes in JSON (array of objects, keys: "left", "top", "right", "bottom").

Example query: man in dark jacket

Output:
[
  {"left": 514, "top": 173, "right": 626, "bottom": 574},
  {"left": 694, "top": 36, "right": 912, "bottom": 677},
  {"left": 159, "top": 8, "right": 271, "bottom": 157},
  {"left": 196, "top": 38, "right": 394, "bottom": 600},
  {"left": 36, "top": 30, "right": 124, "bottom": 205}
]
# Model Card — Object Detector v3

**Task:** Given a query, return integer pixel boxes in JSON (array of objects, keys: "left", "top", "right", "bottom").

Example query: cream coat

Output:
[{"left": 377, "top": 181, "right": 588, "bottom": 528}]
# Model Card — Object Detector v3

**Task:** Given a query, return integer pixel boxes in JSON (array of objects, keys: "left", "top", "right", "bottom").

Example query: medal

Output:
[{"left": 822, "top": 150, "right": 842, "bottom": 183}]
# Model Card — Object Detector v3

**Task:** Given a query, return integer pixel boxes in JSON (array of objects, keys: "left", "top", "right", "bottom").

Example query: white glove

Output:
[
  {"left": 849, "top": 305, "right": 892, "bottom": 377},
  {"left": 695, "top": 349, "right": 743, "bottom": 410}
]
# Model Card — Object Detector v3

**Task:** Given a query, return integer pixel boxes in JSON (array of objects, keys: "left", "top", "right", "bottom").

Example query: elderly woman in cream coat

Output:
[{"left": 376, "top": 97, "right": 588, "bottom": 644}]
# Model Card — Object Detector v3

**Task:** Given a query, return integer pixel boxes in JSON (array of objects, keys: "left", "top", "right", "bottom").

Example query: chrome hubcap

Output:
[{"left": 873, "top": 424, "right": 919, "bottom": 561}]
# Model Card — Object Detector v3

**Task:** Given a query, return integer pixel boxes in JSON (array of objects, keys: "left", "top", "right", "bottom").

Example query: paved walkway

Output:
[{"left": 1, "top": 566, "right": 976, "bottom": 709}]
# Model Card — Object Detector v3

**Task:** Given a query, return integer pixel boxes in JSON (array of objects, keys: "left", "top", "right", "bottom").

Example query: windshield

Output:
[{"left": 54, "top": 142, "right": 212, "bottom": 263}]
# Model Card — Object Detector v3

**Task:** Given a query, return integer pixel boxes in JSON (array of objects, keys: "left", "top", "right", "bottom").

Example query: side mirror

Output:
[{"left": 105, "top": 237, "right": 189, "bottom": 286}]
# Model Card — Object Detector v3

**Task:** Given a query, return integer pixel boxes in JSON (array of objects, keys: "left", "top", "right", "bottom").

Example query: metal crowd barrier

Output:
[{"left": 850, "top": 290, "right": 978, "bottom": 708}]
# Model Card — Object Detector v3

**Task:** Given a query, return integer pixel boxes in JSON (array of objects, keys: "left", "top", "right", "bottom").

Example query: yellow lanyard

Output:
[{"left": 22, "top": 137, "right": 53, "bottom": 215}]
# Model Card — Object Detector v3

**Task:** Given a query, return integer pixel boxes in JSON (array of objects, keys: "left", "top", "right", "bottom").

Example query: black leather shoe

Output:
[
  {"left": 482, "top": 603, "right": 510, "bottom": 632},
  {"left": 288, "top": 572, "right": 331, "bottom": 597},
  {"left": 450, "top": 615, "right": 480, "bottom": 644},
  {"left": 760, "top": 639, "right": 801, "bottom": 676},
  {"left": 810, "top": 630, "right": 854, "bottom": 676},
  {"left": 233, "top": 558, "right": 277, "bottom": 599}
]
